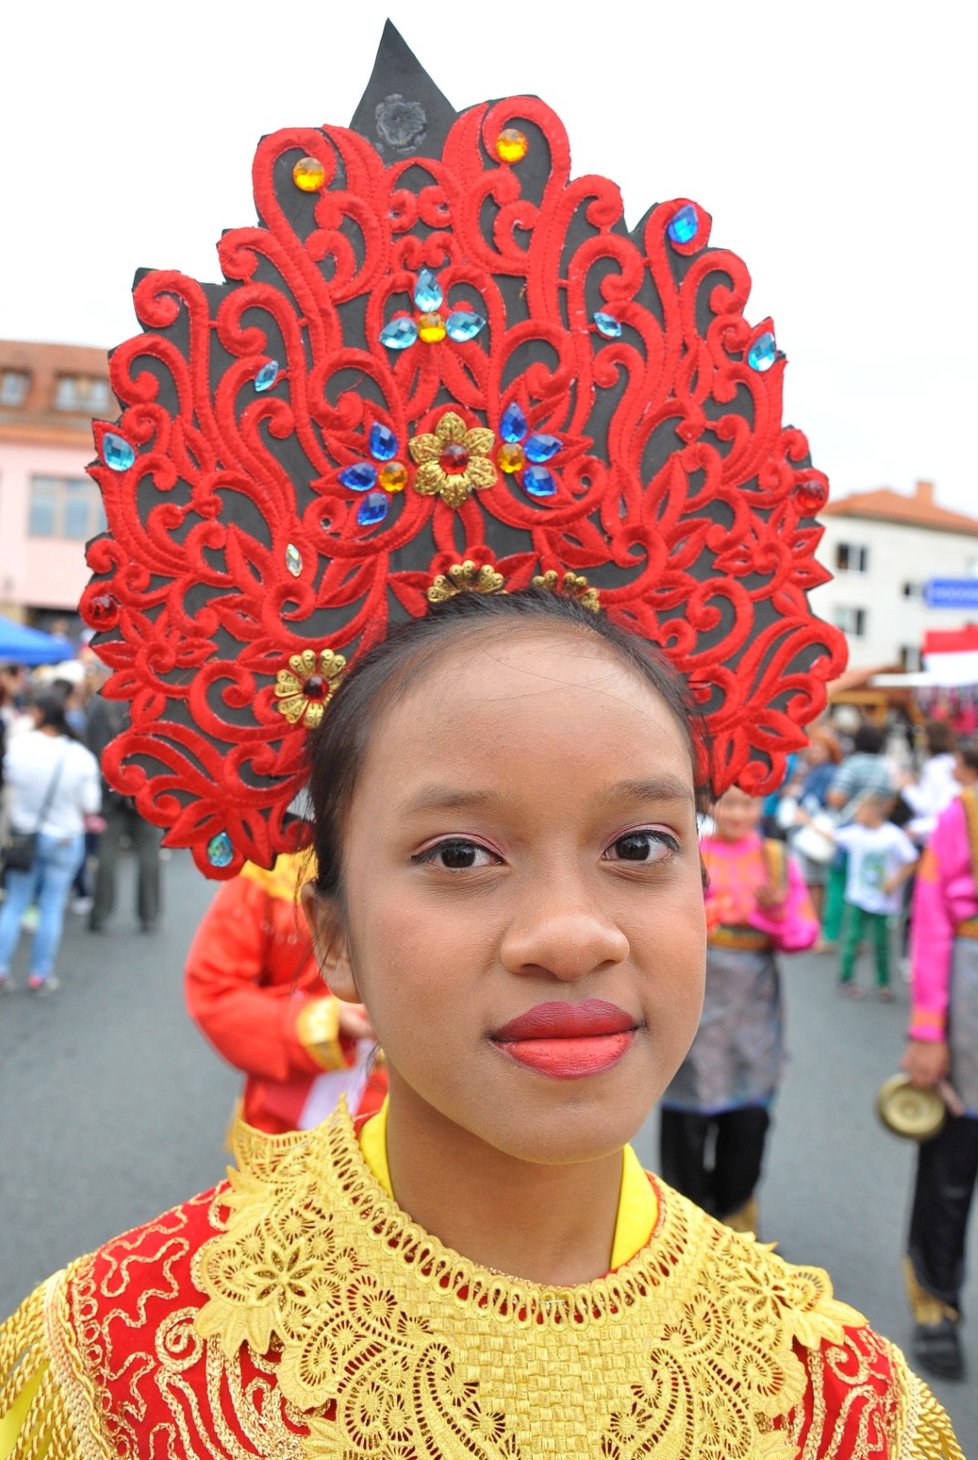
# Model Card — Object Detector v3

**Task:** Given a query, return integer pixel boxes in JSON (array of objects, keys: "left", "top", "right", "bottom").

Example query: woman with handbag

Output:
[{"left": 0, "top": 689, "right": 100, "bottom": 994}]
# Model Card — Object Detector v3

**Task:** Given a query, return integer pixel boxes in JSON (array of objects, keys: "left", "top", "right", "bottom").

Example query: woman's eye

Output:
[
  {"left": 416, "top": 840, "right": 497, "bottom": 870},
  {"left": 605, "top": 830, "right": 677, "bottom": 863}
]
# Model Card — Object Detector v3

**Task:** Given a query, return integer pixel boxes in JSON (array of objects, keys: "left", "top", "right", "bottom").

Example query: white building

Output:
[{"left": 811, "top": 480, "right": 978, "bottom": 672}]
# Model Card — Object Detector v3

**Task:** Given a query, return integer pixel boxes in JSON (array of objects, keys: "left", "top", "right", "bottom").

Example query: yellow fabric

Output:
[
  {"left": 238, "top": 852, "right": 310, "bottom": 902},
  {"left": 200, "top": 1105, "right": 874, "bottom": 1459},
  {"left": 0, "top": 1106, "right": 963, "bottom": 1459},
  {"left": 0, "top": 1272, "right": 90, "bottom": 1460},
  {"left": 358, "top": 1097, "right": 657, "bottom": 1271}
]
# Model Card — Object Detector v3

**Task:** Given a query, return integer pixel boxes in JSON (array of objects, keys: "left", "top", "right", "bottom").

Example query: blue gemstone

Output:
[
  {"left": 413, "top": 268, "right": 443, "bottom": 312},
  {"left": 521, "top": 466, "right": 558, "bottom": 499},
  {"left": 445, "top": 310, "right": 486, "bottom": 342},
  {"left": 524, "top": 433, "right": 561, "bottom": 464},
  {"left": 500, "top": 402, "right": 528, "bottom": 443},
  {"left": 666, "top": 205, "right": 698, "bottom": 245},
  {"left": 255, "top": 359, "right": 279, "bottom": 392},
  {"left": 339, "top": 463, "right": 378, "bottom": 491},
  {"left": 369, "top": 423, "right": 398, "bottom": 461},
  {"left": 357, "top": 491, "right": 390, "bottom": 527},
  {"left": 206, "top": 832, "right": 234, "bottom": 869},
  {"left": 747, "top": 331, "right": 777, "bottom": 372},
  {"left": 593, "top": 312, "right": 622, "bottom": 339},
  {"left": 101, "top": 432, "right": 135, "bottom": 471},
  {"left": 379, "top": 316, "right": 418, "bottom": 350}
]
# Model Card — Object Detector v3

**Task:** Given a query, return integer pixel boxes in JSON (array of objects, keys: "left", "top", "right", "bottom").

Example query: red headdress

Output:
[{"left": 80, "top": 24, "right": 847, "bottom": 878}]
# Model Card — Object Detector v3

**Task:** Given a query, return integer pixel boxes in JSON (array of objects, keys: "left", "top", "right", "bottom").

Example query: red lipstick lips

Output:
[{"left": 492, "top": 999, "right": 637, "bottom": 1080}]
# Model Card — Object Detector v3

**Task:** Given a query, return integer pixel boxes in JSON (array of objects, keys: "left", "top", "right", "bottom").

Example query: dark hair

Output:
[
  {"left": 307, "top": 588, "right": 709, "bottom": 896},
  {"left": 958, "top": 738, "right": 978, "bottom": 777},
  {"left": 30, "top": 688, "right": 79, "bottom": 740},
  {"left": 852, "top": 722, "right": 884, "bottom": 755},
  {"left": 924, "top": 719, "right": 955, "bottom": 757}
]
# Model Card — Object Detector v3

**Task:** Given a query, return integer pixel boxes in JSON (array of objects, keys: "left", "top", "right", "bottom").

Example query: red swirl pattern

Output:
[{"left": 82, "top": 94, "right": 847, "bottom": 876}]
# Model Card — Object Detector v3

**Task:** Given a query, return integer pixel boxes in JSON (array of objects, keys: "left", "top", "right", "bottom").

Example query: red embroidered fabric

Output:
[{"left": 81, "top": 88, "right": 847, "bottom": 876}]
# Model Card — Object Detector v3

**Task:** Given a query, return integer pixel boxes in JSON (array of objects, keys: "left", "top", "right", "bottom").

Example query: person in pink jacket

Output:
[
  {"left": 660, "top": 786, "right": 818, "bottom": 1232},
  {"left": 903, "top": 739, "right": 978, "bottom": 1382}
]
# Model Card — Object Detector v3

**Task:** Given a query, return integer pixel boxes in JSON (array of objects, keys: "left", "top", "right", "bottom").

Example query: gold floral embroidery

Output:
[
  {"left": 274, "top": 648, "right": 346, "bottom": 729},
  {"left": 427, "top": 560, "right": 506, "bottom": 604},
  {"left": 531, "top": 568, "right": 601, "bottom": 612},
  {"left": 194, "top": 1104, "right": 869, "bottom": 1459},
  {"left": 409, "top": 412, "right": 496, "bottom": 507}
]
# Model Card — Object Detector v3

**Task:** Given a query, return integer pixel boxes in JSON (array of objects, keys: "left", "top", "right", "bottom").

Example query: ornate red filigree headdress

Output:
[{"left": 80, "top": 23, "right": 847, "bottom": 877}]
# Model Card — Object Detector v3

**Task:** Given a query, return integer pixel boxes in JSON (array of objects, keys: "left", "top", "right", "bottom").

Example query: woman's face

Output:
[{"left": 307, "top": 626, "right": 706, "bottom": 1166}]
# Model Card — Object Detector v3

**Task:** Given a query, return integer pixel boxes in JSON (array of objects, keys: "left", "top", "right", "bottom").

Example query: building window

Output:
[
  {"left": 28, "top": 476, "right": 106, "bottom": 540},
  {"left": 900, "top": 581, "right": 924, "bottom": 599},
  {"left": 834, "top": 605, "right": 867, "bottom": 636},
  {"left": 52, "top": 374, "right": 113, "bottom": 414},
  {"left": 835, "top": 542, "right": 869, "bottom": 573},
  {"left": 899, "top": 645, "right": 923, "bottom": 672},
  {"left": 0, "top": 369, "right": 30, "bottom": 407}
]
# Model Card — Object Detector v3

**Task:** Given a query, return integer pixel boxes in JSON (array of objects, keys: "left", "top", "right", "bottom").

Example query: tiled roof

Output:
[
  {"left": 822, "top": 482, "right": 978, "bottom": 538},
  {"left": 0, "top": 339, "right": 112, "bottom": 448}
]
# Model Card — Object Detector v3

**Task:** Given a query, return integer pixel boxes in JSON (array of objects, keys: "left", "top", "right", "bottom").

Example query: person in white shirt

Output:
[
  {"left": 0, "top": 690, "right": 100, "bottom": 994},
  {"left": 834, "top": 794, "right": 919, "bottom": 1000}
]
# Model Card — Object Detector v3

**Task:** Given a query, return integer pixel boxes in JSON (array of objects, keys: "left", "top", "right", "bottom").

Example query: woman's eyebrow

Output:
[
  {"left": 399, "top": 786, "right": 502, "bottom": 815},
  {"left": 606, "top": 776, "right": 695, "bottom": 806}
]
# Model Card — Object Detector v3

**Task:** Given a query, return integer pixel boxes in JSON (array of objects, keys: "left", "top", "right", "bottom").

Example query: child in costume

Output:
[
  {"left": 902, "top": 738, "right": 978, "bottom": 1382},
  {"left": 184, "top": 853, "right": 385, "bottom": 1133},
  {"left": 835, "top": 793, "right": 918, "bottom": 999},
  {"left": 660, "top": 785, "right": 818, "bottom": 1233},
  {"left": 0, "top": 28, "right": 959, "bottom": 1458}
]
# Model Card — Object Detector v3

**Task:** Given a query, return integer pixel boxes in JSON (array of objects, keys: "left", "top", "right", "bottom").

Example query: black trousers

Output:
[
  {"left": 908, "top": 1113, "right": 978, "bottom": 1314},
  {"left": 659, "top": 1106, "right": 770, "bottom": 1220}
]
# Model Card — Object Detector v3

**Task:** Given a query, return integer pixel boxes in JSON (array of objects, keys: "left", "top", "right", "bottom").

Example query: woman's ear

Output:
[{"left": 300, "top": 880, "right": 359, "bottom": 1001}]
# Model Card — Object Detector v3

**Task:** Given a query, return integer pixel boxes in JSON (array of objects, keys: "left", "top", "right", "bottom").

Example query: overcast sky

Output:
[{"left": 2, "top": 1, "right": 973, "bottom": 512}]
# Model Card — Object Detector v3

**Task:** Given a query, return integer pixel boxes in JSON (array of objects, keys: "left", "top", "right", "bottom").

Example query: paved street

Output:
[{"left": 1, "top": 848, "right": 975, "bottom": 1450}]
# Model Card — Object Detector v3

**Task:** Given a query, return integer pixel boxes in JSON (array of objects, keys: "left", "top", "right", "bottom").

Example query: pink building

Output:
[{"left": 0, "top": 340, "right": 112, "bottom": 630}]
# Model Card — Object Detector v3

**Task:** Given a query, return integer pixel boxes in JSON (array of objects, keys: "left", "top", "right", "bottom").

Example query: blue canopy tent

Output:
[{"left": 0, "top": 615, "right": 73, "bottom": 667}]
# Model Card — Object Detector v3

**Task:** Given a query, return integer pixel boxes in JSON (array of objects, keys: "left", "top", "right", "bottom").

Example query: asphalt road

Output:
[{"left": 1, "top": 849, "right": 975, "bottom": 1452}]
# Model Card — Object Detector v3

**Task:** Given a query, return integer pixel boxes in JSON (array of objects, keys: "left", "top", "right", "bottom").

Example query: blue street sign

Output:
[{"left": 924, "top": 579, "right": 978, "bottom": 609}]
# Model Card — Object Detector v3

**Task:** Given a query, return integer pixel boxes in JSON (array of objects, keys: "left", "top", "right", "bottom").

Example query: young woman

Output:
[
  {"left": 0, "top": 594, "right": 961, "bottom": 1457},
  {"left": 0, "top": 29, "right": 960, "bottom": 1457}
]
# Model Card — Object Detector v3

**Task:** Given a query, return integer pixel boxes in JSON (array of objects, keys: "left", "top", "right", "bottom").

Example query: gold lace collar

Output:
[{"left": 195, "top": 1103, "right": 865, "bottom": 1459}]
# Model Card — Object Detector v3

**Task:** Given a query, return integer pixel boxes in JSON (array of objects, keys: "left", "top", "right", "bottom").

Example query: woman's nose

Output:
[{"left": 499, "top": 884, "right": 629, "bottom": 981}]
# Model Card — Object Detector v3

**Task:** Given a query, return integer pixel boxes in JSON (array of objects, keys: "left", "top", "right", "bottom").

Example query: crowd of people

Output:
[
  {"left": 766, "top": 708, "right": 978, "bottom": 1382},
  {"left": 0, "top": 657, "right": 163, "bottom": 994}
]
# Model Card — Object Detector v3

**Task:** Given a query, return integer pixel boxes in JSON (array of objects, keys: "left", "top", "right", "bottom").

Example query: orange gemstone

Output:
[
  {"left": 292, "top": 156, "right": 325, "bottom": 192},
  {"left": 379, "top": 460, "right": 408, "bottom": 492},
  {"left": 418, "top": 312, "right": 447, "bottom": 343},
  {"left": 497, "top": 442, "right": 526, "bottom": 474},
  {"left": 495, "top": 128, "right": 528, "bottom": 163}
]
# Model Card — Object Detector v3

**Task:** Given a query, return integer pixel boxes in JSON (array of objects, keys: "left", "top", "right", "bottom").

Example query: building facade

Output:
[
  {"left": 811, "top": 480, "right": 978, "bottom": 672},
  {"left": 0, "top": 340, "right": 111, "bottom": 630}
]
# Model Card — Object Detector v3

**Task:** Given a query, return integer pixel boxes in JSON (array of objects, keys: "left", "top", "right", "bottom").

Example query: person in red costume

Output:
[{"left": 185, "top": 852, "right": 386, "bottom": 1133}]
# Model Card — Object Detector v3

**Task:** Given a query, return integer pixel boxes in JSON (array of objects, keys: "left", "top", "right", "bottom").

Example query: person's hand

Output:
[
  {"left": 338, "top": 1002, "right": 375, "bottom": 1042},
  {"left": 754, "top": 884, "right": 786, "bottom": 916},
  {"left": 901, "top": 1038, "right": 950, "bottom": 1089},
  {"left": 882, "top": 874, "right": 901, "bottom": 895}
]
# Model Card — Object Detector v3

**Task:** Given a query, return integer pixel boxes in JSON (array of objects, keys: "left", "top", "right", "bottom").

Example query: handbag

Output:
[
  {"left": 0, "top": 751, "right": 67, "bottom": 876},
  {"left": 791, "top": 813, "right": 837, "bottom": 865},
  {"left": 0, "top": 830, "right": 38, "bottom": 873}
]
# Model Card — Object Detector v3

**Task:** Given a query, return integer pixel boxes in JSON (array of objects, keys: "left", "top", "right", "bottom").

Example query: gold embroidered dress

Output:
[{"left": 0, "top": 1103, "right": 960, "bottom": 1460}]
